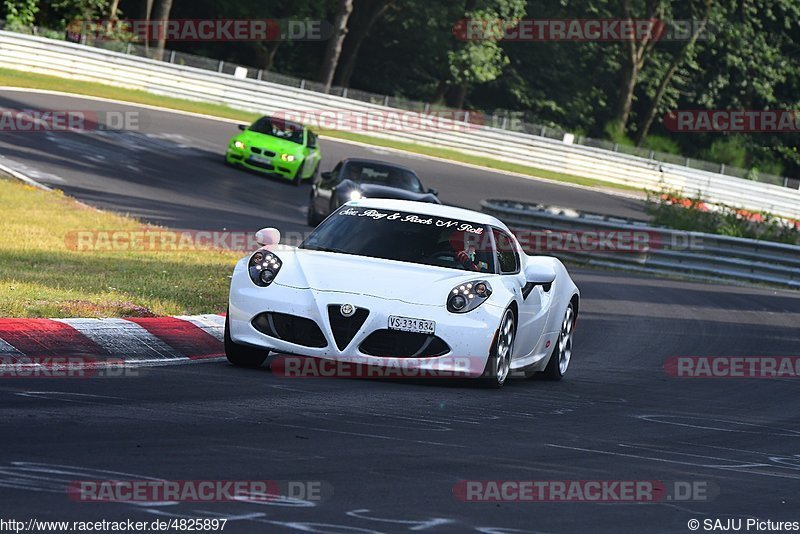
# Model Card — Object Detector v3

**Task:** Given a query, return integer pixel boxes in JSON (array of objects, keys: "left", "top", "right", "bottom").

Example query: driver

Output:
[
  {"left": 346, "top": 164, "right": 362, "bottom": 181},
  {"left": 453, "top": 233, "right": 492, "bottom": 272}
]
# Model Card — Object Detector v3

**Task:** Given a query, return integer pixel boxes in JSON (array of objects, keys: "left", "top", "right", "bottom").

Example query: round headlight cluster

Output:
[
  {"left": 447, "top": 280, "right": 492, "bottom": 313},
  {"left": 248, "top": 250, "right": 282, "bottom": 287},
  {"left": 281, "top": 153, "right": 296, "bottom": 162}
]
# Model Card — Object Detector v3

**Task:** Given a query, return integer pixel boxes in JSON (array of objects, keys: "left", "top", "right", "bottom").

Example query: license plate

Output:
[
  {"left": 249, "top": 155, "right": 272, "bottom": 164},
  {"left": 388, "top": 316, "right": 435, "bottom": 334}
]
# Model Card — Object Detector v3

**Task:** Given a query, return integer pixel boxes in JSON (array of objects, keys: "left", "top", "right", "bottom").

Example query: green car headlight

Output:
[
  {"left": 281, "top": 153, "right": 296, "bottom": 162},
  {"left": 234, "top": 140, "right": 246, "bottom": 149}
]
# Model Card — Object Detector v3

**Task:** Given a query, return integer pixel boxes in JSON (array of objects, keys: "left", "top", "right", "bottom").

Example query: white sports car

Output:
[{"left": 225, "top": 199, "right": 579, "bottom": 387}]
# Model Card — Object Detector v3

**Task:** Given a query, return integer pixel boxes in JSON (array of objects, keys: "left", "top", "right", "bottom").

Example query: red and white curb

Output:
[{"left": 0, "top": 314, "right": 226, "bottom": 367}]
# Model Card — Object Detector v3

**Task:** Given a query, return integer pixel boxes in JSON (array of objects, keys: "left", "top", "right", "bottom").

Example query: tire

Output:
[
  {"left": 541, "top": 303, "right": 575, "bottom": 381},
  {"left": 292, "top": 170, "right": 302, "bottom": 186},
  {"left": 224, "top": 313, "right": 268, "bottom": 368},
  {"left": 479, "top": 307, "right": 515, "bottom": 388}
]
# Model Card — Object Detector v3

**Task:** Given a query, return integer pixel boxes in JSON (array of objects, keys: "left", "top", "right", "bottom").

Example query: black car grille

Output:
[
  {"left": 251, "top": 312, "right": 327, "bottom": 348},
  {"left": 327, "top": 305, "right": 369, "bottom": 350},
  {"left": 359, "top": 330, "right": 450, "bottom": 358},
  {"left": 250, "top": 147, "right": 276, "bottom": 157}
]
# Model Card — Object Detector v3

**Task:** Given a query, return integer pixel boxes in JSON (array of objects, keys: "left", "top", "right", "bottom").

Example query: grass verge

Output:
[
  {"left": 0, "top": 67, "right": 638, "bottom": 193},
  {"left": 0, "top": 177, "right": 240, "bottom": 318}
]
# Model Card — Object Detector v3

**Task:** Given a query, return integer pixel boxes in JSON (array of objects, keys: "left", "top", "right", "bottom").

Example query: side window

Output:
[
  {"left": 330, "top": 162, "right": 343, "bottom": 184},
  {"left": 493, "top": 229, "right": 519, "bottom": 273},
  {"left": 307, "top": 131, "right": 317, "bottom": 148}
]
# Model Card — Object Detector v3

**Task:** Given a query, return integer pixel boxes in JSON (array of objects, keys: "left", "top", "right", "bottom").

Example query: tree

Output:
[
  {"left": 333, "top": 0, "right": 397, "bottom": 87},
  {"left": 612, "top": 0, "right": 664, "bottom": 133},
  {"left": 440, "top": 0, "right": 526, "bottom": 108},
  {"left": 151, "top": 0, "right": 174, "bottom": 61},
  {"left": 3, "top": 0, "right": 39, "bottom": 29},
  {"left": 318, "top": 0, "right": 354, "bottom": 91}
]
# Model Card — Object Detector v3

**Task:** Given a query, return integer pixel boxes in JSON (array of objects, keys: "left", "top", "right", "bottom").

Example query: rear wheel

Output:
[
  {"left": 541, "top": 303, "right": 575, "bottom": 380},
  {"left": 480, "top": 308, "right": 515, "bottom": 388},
  {"left": 224, "top": 313, "right": 268, "bottom": 368}
]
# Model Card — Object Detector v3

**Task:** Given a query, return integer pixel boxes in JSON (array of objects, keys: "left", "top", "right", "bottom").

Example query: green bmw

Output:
[{"left": 225, "top": 116, "right": 322, "bottom": 185}]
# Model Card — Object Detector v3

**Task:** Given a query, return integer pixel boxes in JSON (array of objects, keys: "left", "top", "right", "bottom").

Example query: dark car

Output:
[{"left": 306, "top": 158, "right": 441, "bottom": 226}]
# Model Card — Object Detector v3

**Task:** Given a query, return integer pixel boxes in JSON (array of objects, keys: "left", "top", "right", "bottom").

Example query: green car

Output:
[{"left": 225, "top": 116, "right": 322, "bottom": 185}]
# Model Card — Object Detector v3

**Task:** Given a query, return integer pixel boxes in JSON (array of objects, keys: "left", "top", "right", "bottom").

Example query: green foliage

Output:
[
  {"left": 646, "top": 190, "right": 800, "bottom": 245},
  {"left": 703, "top": 136, "right": 747, "bottom": 168},
  {"left": 3, "top": 0, "right": 39, "bottom": 28},
  {"left": 642, "top": 135, "right": 681, "bottom": 154}
]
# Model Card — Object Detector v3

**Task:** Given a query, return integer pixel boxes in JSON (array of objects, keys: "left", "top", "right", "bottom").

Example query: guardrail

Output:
[
  {"left": 482, "top": 199, "right": 800, "bottom": 289},
  {"left": 1, "top": 31, "right": 799, "bottom": 220}
]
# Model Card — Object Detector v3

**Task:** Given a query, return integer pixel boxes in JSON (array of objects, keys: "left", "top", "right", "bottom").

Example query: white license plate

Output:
[
  {"left": 249, "top": 155, "right": 272, "bottom": 164},
  {"left": 388, "top": 316, "right": 435, "bottom": 334}
]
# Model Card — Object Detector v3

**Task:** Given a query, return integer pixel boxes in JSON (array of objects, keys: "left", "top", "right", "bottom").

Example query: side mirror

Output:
[
  {"left": 238, "top": 124, "right": 247, "bottom": 131},
  {"left": 428, "top": 187, "right": 439, "bottom": 196},
  {"left": 321, "top": 171, "right": 333, "bottom": 181},
  {"left": 255, "top": 227, "right": 281, "bottom": 246},
  {"left": 524, "top": 262, "right": 556, "bottom": 285}
]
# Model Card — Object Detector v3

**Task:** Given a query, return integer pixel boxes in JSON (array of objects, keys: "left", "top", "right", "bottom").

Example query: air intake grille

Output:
[
  {"left": 359, "top": 329, "right": 450, "bottom": 358},
  {"left": 251, "top": 312, "right": 327, "bottom": 348},
  {"left": 327, "top": 305, "right": 369, "bottom": 350}
]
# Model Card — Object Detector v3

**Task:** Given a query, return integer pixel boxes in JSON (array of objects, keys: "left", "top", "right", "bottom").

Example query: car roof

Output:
[
  {"left": 341, "top": 158, "right": 417, "bottom": 174},
  {"left": 346, "top": 198, "right": 508, "bottom": 229}
]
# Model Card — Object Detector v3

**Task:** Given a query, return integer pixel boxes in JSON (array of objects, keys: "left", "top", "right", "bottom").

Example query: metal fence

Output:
[
  {"left": 482, "top": 199, "right": 800, "bottom": 289},
  {"left": 3, "top": 22, "right": 797, "bottom": 191}
]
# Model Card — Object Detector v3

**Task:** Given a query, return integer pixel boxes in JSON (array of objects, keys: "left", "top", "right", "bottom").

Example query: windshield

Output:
[
  {"left": 342, "top": 162, "right": 423, "bottom": 192},
  {"left": 300, "top": 206, "right": 495, "bottom": 273},
  {"left": 248, "top": 116, "right": 305, "bottom": 145}
]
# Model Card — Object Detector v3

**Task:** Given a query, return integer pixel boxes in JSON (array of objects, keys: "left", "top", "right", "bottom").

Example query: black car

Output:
[{"left": 306, "top": 158, "right": 441, "bottom": 226}]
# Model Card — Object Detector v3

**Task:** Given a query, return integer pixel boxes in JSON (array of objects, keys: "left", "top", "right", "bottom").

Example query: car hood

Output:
[
  {"left": 272, "top": 248, "right": 490, "bottom": 306},
  {"left": 343, "top": 182, "right": 440, "bottom": 203},
  {"left": 237, "top": 131, "right": 304, "bottom": 154}
]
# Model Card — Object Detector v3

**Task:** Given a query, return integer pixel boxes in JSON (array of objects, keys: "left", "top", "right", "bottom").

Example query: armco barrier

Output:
[
  {"left": 1, "top": 31, "right": 799, "bottom": 219},
  {"left": 481, "top": 199, "right": 800, "bottom": 289}
]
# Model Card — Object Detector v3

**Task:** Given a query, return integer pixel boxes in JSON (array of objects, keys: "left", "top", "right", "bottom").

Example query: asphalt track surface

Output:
[{"left": 2, "top": 89, "right": 800, "bottom": 533}]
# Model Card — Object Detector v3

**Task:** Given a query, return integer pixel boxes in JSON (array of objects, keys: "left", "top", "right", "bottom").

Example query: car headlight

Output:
[
  {"left": 248, "top": 250, "right": 282, "bottom": 287},
  {"left": 447, "top": 280, "right": 492, "bottom": 313},
  {"left": 234, "top": 140, "right": 246, "bottom": 149},
  {"left": 348, "top": 190, "right": 364, "bottom": 201},
  {"left": 281, "top": 153, "right": 296, "bottom": 162}
]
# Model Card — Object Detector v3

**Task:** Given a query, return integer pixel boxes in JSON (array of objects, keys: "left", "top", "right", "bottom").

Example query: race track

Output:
[{"left": 1, "top": 89, "right": 799, "bottom": 533}]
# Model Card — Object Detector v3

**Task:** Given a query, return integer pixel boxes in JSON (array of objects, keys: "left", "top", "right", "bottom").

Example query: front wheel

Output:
[
  {"left": 480, "top": 308, "right": 515, "bottom": 388},
  {"left": 541, "top": 303, "right": 575, "bottom": 380},
  {"left": 224, "top": 313, "right": 268, "bottom": 368}
]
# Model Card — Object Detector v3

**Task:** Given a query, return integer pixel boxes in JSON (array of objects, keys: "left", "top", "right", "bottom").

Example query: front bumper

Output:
[
  {"left": 228, "top": 263, "right": 502, "bottom": 377},
  {"left": 226, "top": 148, "right": 302, "bottom": 179}
]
